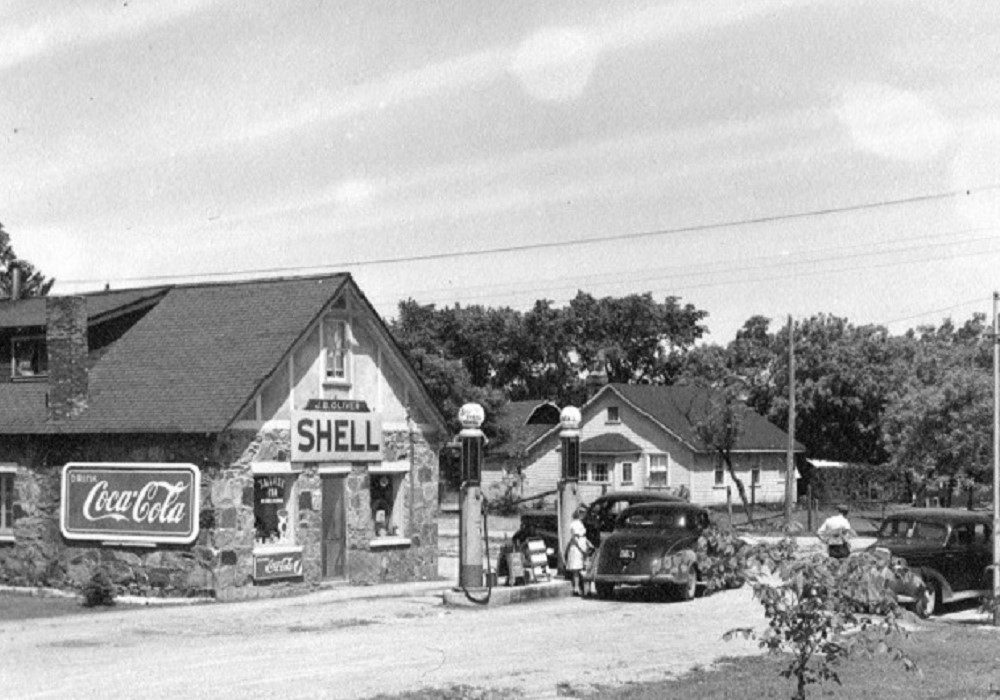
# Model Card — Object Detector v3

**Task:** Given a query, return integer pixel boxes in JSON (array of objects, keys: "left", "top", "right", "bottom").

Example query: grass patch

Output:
[
  {"left": 366, "top": 621, "right": 1000, "bottom": 700},
  {"left": 0, "top": 593, "right": 98, "bottom": 621}
]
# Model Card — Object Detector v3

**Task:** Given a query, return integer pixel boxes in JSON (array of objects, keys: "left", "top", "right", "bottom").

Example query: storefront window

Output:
[
  {"left": 370, "top": 473, "right": 401, "bottom": 537},
  {"left": 254, "top": 475, "right": 294, "bottom": 546},
  {"left": 0, "top": 467, "right": 15, "bottom": 537}
]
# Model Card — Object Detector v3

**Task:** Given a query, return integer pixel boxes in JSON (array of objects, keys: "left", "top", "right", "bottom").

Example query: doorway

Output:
[{"left": 321, "top": 476, "right": 346, "bottom": 579}]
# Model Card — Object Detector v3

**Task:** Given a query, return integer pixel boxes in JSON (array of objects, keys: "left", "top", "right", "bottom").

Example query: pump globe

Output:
[
  {"left": 458, "top": 403, "right": 485, "bottom": 429},
  {"left": 559, "top": 406, "right": 581, "bottom": 431}
]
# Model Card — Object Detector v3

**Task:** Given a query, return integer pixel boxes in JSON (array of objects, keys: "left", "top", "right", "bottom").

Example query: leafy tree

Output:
[
  {"left": 0, "top": 222, "right": 54, "bottom": 297},
  {"left": 727, "top": 552, "right": 917, "bottom": 700}
]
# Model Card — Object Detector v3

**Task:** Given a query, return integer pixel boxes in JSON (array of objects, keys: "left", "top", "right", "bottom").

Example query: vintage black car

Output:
[
  {"left": 513, "top": 491, "right": 686, "bottom": 569},
  {"left": 869, "top": 508, "right": 993, "bottom": 618},
  {"left": 587, "top": 501, "right": 710, "bottom": 601}
]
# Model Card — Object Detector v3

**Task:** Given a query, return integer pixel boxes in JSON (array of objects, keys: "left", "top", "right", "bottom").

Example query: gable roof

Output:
[
  {"left": 528, "top": 383, "right": 803, "bottom": 454},
  {"left": 0, "top": 274, "right": 447, "bottom": 435},
  {"left": 491, "top": 400, "right": 561, "bottom": 455}
]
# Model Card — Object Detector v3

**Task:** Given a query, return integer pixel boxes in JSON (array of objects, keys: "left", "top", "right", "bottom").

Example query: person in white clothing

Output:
[
  {"left": 817, "top": 504, "right": 856, "bottom": 559},
  {"left": 564, "top": 506, "right": 592, "bottom": 596}
]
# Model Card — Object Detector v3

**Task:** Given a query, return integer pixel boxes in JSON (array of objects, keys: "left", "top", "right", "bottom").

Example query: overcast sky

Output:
[{"left": 2, "top": 1, "right": 999, "bottom": 343}]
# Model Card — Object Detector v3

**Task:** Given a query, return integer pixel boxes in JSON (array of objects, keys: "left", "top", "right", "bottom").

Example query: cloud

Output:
[
  {"left": 0, "top": 0, "right": 219, "bottom": 72},
  {"left": 834, "top": 82, "right": 954, "bottom": 161}
]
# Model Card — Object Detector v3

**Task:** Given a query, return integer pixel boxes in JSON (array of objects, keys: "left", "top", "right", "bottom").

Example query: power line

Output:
[{"left": 58, "top": 184, "right": 1000, "bottom": 287}]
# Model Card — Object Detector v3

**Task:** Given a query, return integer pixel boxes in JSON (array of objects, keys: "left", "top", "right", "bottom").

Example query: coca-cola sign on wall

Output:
[{"left": 61, "top": 463, "right": 201, "bottom": 544}]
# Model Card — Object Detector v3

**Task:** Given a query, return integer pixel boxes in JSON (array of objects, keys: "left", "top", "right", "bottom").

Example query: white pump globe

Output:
[
  {"left": 559, "top": 406, "right": 581, "bottom": 431},
  {"left": 458, "top": 403, "right": 485, "bottom": 429}
]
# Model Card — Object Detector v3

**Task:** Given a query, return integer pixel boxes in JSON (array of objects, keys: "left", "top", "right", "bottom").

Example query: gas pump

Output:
[
  {"left": 557, "top": 406, "right": 582, "bottom": 573},
  {"left": 457, "top": 403, "right": 491, "bottom": 602}
]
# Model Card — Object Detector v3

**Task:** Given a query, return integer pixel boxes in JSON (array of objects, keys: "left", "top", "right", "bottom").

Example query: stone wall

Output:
[
  {"left": 0, "top": 422, "right": 441, "bottom": 600},
  {"left": 0, "top": 433, "right": 220, "bottom": 597}
]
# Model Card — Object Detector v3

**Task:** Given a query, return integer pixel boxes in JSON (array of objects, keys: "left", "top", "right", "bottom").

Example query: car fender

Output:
[{"left": 911, "top": 566, "right": 956, "bottom": 601}]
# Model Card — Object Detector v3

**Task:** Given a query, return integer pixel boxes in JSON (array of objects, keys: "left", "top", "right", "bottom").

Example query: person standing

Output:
[
  {"left": 564, "top": 506, "right": 592, "bottom": 596},
  {"left": 817, "top": 504, "right": 856, "bottom": 559}
]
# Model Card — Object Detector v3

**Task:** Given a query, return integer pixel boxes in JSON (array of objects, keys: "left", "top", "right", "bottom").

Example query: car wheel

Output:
[
  {"left": 677, "top": 570, "right": 698, "bottom": 602},
  {"left": 914, "top": 579, "right": 939, "bottom": 619},
  {"left": 595, "top": 582, "right": 615, "bottom": 600}
]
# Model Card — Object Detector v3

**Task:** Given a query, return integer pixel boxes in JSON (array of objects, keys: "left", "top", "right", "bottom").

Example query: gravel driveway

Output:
[{"left": 0, "top": 574, "right": 767, "bottom": 700}]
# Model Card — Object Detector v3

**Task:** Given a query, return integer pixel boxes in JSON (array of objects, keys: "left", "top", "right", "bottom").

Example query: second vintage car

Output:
[
  {"left": 869, "top": 507, "right": 993, "bottom": 618},
  {"left": 587, "top": 501, "right": 710, "bottom": 601}
]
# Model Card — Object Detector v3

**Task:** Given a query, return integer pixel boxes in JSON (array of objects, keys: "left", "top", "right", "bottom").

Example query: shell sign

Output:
[{"left": 61, "top": 463, "right": 201, "bottom": 544}]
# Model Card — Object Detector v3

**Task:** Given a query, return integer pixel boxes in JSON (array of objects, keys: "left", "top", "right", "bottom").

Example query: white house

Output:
[{"left": 520, "top": 383, "right": 803, "bottom": 506}]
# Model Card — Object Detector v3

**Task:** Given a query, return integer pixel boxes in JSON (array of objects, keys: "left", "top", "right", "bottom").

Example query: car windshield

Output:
[
  {"left": 877, "top": 519, "right": 948, "bottom": 545},
  {"left": 618, "top": 508, "right": 699, "bottom": 531}
]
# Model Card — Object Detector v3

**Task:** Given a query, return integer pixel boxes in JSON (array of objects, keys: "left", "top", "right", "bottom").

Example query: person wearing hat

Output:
[{"left": 817, "top": 504, "right": 856, "bottom": 559}]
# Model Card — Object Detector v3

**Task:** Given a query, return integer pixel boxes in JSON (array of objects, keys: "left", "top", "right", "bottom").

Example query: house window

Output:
[
  {"left": 751, "top": 466, "right": 761, "bottom": 485},
  {"left": 582, "top": 462, "right": 610, "bottom": 483},
  {"left": 714, "top": 459, "right": 725, "bottom": 486},
  {"left": 11, "top": 337, "right": 47, "bottom": 379},
  {"left": 370, "top": 473, "right": 403, "bottom": 538},
  {"left": 254, "top": 475, "right": 296, "bottom": 546},
  {"left": 323, "top": 317, "right": 349, "bottom": 383},
  {"left": 649, "top": 454, "right": 668, "bottom": 487},
  {"left": 606, "top": 406, "right": 620, "bottom": 423},
  {"left": 0, "top": 467, "right": 15, "bottom": 538},
  {"left": 621, "top": 462, "right": 633, "bottom": 485}
]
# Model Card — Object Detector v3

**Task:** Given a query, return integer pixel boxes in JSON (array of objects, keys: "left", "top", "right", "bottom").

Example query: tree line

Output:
[
  {"left": 389, "top": 295, "right": 996, "bottom": 499},
  {"left": 2, "top": 222, "right": 991, "bottom": 498}
]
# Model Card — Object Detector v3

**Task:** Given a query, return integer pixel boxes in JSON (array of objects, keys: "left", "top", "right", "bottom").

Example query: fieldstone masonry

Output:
[{"left": 0, "top": 422, "right": 441, "bottom": 601}]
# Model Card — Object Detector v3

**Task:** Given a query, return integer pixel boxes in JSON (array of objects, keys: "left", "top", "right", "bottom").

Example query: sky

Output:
[{"left": 2, "top": 0, "right": 1000, "bottom": 344}]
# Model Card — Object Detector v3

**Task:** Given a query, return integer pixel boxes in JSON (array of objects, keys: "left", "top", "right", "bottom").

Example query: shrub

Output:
[
  {"left": 81, "top": 567, "right": 116, "bottom": 608},
  {"left": 726, "top": 552, "right": 917, "bottom": 700},
  {"left": 696, "top": 526, "right": 798, "bottom": 594}
]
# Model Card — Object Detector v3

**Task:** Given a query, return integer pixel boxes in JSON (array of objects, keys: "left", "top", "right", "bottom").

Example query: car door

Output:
[{"left": 940, "top": 524, "right": 972, "bottom": 591}]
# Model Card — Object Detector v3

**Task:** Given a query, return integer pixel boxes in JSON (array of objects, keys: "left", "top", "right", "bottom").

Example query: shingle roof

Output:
[
  {"left": 492, "top": 400, "right": 561, "bottom": 455},
  {"left": 605, "top": 383, "right": 802, "bottom": 452},
  {"left": 1, "top": 275, "right": 350, "bottom": 433},
  {"left": 579, "top": 433, "right": 642, "bottom": 454},
  {"left": 0, "top": 287, "right": 169, "bottom": 329}
]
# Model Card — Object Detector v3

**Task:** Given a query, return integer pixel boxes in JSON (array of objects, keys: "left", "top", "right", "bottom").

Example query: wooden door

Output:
[{"left": 321, "top": 476, "right": 346, "bottom": 579}]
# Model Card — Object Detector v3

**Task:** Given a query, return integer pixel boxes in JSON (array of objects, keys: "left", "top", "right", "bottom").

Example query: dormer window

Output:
[
  {"left": 11, "top": 337, "right": 47, "bottom": 380},
  {"left": 322, "top": 317, "right": 349, "bottom": 384}
]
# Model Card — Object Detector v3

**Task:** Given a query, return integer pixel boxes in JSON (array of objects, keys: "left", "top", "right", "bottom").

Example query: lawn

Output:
[
  {"left": 372, "top": 619, "right": 1000, "bottom": 700},
  {"left": 0, "top": 592, "right": 102, "bottom": 621}
]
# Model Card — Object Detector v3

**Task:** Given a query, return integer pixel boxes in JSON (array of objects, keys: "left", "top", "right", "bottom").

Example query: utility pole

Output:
[
  {"left": 992, "top": 292, "right": 999, "bottom": 626},
  {"left": 785, "top": 314, "right": 796, "bottom": 525}
]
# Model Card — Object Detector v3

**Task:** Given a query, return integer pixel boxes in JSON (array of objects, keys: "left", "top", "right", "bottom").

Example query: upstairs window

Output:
[
  {"left": 12, "top": 337, "right": 47, "bottom": 379},
  {"left": 606, "top": 406, "right": 620, "bottom": 423},
  {"left": 323, "top": 317, "right": 349, "bottom": 384}
]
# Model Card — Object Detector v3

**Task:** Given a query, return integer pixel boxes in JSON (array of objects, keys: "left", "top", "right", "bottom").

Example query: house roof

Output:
[
  {"left": 0, "top": 286, "right": 170, "bottom": 329},
  {"left": 579, "top": 433, "right": 642, "bottom": 454},
  {"left": 0, "top": 274, "right": 447, "bottom": 435},
  {"left": 528, "top": 382, "right": 803, "bottom": 454},
  {"left": 491, "top": 400, "right": 561, "bottom": 453}
]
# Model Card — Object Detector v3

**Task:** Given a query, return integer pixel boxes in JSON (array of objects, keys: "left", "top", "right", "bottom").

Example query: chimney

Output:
[
  {"left": 585, "top": 368, "right": 608, "bottom": 401},
  {"left": 46, "top": 296, "right": 89, "bottom": 421},
  {"left": 10, "top": 265, "right": 22, "bottom": 301}
]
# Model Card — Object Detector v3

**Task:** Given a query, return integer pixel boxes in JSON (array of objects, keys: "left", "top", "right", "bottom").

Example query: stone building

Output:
[{"left": 0, "top": 274, "right": 447, "bottom": 600}]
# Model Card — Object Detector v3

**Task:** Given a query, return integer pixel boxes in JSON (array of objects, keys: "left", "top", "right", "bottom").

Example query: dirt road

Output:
[{"left": 0, "top": 578, "right": 766, "bottom": 700}]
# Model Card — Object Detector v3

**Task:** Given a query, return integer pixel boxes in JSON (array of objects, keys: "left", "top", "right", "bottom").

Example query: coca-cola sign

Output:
[
  {"left": 253, "top": 550, "right": 304, "bottom": 581},
  {"left": 61, "top": 463, "right": 201, "bottom": 544}
]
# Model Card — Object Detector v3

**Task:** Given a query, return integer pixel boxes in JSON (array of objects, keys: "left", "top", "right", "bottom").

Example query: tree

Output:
[
  {"left": 0, "top": 222, "right": 54, "bottom": 297},
  {"left": 727, "top": 552, "right": 917, "bottom": 700}
]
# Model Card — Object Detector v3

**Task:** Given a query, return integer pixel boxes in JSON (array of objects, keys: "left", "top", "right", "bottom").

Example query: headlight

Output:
[{"left": 650, "top": 557, "right": 662, "bottom": 574}]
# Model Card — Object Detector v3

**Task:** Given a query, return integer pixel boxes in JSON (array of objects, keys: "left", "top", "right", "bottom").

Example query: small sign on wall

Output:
[
  {"left": 253, "top": 550, "right": 304, "bottom": 581},
  {"left": 60, "top": 463, "right": 200, "bottom": 545}
]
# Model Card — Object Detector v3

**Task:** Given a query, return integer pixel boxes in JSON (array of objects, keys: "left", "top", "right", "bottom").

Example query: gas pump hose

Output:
[{"left": 460, "top": 492, "right": 492, "bottom": 605}]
